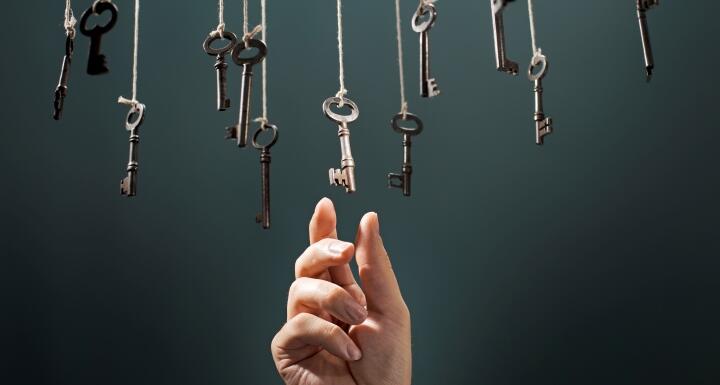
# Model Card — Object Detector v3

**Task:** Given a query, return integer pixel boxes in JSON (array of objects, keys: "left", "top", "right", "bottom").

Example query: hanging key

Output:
[
  {"left": 79, "top": 0, "right": 118, "bottom": 75},
  {"left": 203, "top": 31, "right": 238, "bottom": 111},
  {"left": 636, "top": 0, "right": 659, "bottom": 81},
  {"left": 491, "top": 0, "right": 518, "bottom": 75},
  {"left": 529, "top": 53, "right": 552, "bottom": 145},
  {"left": 120, "top": 103, "right": 145, "bottom": 197},
  {"left": 323, "top": 97, "right": 359, "bottom": 193},
  {"left": 412, "top": 3, "right": 440, "bottom": 97},
  {"left": 387, "top": 113, "right": 423, "bottom": 197},
  {"left": 53, "top": 36, "right": 74, "bottom": 120},
  {"left": 226, "top": 39, "right": 267, "bottom": 147},
  {"left": 251, "top": 122, "right": 279, "bottom": 229}
]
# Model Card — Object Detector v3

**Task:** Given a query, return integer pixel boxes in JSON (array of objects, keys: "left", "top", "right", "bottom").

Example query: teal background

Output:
[{"left": 3, "top": 0, "right": 720, "bottom": 384}]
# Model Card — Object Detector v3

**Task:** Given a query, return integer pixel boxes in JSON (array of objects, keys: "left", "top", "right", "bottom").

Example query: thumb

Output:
[
  {"left": 309, "top": 197, "right": 338, "bottom": 244},
  {"left": 354, "top": 212, "right": 405, "bottom": 315}
]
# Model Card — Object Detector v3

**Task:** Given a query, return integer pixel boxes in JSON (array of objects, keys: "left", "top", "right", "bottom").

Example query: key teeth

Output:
[
  {"left": 536, "top": 117, "right": 553, "bottom": 145},
  {"left": 226, "top": 125, "right": 247, "bottom": 147},
  {"left": 120, "top": 176, "right": 133, "bottom": 197},
  {"left": 427, "top": 79, "right": 441, "bottom": 97}
]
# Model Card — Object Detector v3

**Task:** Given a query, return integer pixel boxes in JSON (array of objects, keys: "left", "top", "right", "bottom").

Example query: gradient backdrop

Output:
[{"left": 3, "top": 1, "right": 720, "bottom": 384}]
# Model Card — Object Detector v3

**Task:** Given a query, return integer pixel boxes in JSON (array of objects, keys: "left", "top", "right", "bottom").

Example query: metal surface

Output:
[
  {"left": 251, "top": 122, "right": 279, "bottom": 229},
  {"left": 79, "top": 0, "right": 118, "bottom": 75},
  {"left": 491, "top": 0, "right": 518, "bottom": 75},
  {"left": 412, "top": 3, "right": 440, "bottom": 98},
  {"left": 53, "top": 36, "right": 74, "bottom": 120},
  {"left": 528, "top": 54, "right": 552, "bottom": 145},
  {"left": 322, "top": 96, "right": 359, "bottom": 193},
  {"left": 387, "top": 113, "right": 423, "bottom": 197},
  {"left": 120, "top": 103, "right": 145, "bottom": 197},
  {"left": 226, "top": 39, "right": 267, "bottom": 147},
  {"left": 636, "top": 0, "right": 659, "bottom": 81},
  {"left": 203, "top": 31, "right": 238, "bottom": 111}
]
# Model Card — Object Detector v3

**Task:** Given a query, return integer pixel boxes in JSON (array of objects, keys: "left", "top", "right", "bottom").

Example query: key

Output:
[
  {"left": 226, "top": 39, "right": 267, "bottom": 147},
  {"left": 491, "top": 0, "right": 519, "bottom": 75},
  {"left": 79, "top": 0, "right": 118, "bottom": 75},
  {"left": 528, "top": 53, "right": 552, "bottom": 145},
  {"left": 412, "top": 3, "right": 440, "bottom": 98},
  {"left": 120, "top": 103, "right": 145, "bottom": 197},
  {"left": 323, "top": 96, "right": 359, "bottom": 193},
  {"left": 387, "top": 113, "right": 423, "bottom": 197},
  {"left": 252, "top": 122, "right": 279, "bottom": 229},
  {"left": 203, "top": 31, "right": 238, "bottom": 111},
  {"left": 636, "top": 0, "right": 659, "bottom": 81},
  {"left": 53, "top": 36, "right": 74, "bottom": 120}
]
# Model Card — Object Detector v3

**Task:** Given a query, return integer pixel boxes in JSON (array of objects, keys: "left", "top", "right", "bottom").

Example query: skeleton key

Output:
[
  {"left": 120, "top": 103, "right": 145, "bottom": 197},
  {"left": 490, "top": 0, "right": 519, "bottom": 75},
  {"left": 203, "top": 31, "right": 238, "bottom": 111},
  {"left": 226, "top": 39, "right": 267, "bottom": 147},
  {"left": 53, "top": 36, "right": 74, "bottom": 120},
  {"left": 529, "top": 53, "right": 552, "bottom": 145},
  {"left": 323, "top": 97, "right": 359, "bottom": 193},
  {"left": 387, "top": 113, "right": 423, "bottom": 197},
  {"left": 252, "top": 122, "right": 279, "bottom": 229},
  {"left": 79, "top": 0, "right": 118, "bottom": 75},
  {"left": 412, "top": 3, "right": 440, "bottom": 97},
  {"left": 636, "top": 0, "right": 659, "bottom": 81}
]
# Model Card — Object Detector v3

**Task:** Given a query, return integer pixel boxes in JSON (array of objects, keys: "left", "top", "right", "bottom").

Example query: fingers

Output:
[
  {"left": 272, "top": 313, "right": 363, "bottom": 364},
  {"left": 355, "top": 212, "right": 407, "bottom": 316},
  {"left": 295, "top": 238, "right": 355, "bottom": 278},
  {"left": 288, "top": 277, "right": 368, "bottom": 324},
  {"left": 309, "top": 197, "right": 338, "bottom": 244}
]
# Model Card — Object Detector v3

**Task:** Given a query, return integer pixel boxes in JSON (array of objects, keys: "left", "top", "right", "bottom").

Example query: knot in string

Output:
[
  {"left": 64, "top": 1, "right": 77, "bottom": 39},
  {"left": 243, "top": 24, "right": 263, "bottom": 45}
]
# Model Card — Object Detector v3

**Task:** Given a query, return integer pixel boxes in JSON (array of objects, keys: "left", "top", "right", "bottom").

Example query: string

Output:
[
  {"left": 259, "top": 0, "right": 268, "bottom": 122},
  {"left": 64, "top": 0, "right": 77, "bottom": 39},
  {"left": 216, "top": 0, "right": 225, "bottom": 35},
  {"left": 395, "top": 0, "right": 407, "bottom": 117},
  {"left": 335, "top": 0, "right": 347, "bottom": 104},
  {"left": 527, "top": 0, "right": 540, "bottom": 57},
  {"left": 118, "top": 0, "right": 140, "bottom": 106},
  {"left": 242, "top": 0, "right": 262, "bottom": 44}
]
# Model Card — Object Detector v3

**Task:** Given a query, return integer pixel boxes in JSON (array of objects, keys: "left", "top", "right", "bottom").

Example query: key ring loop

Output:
[
  {"left": 125, "top": 103, "right": 145, "bottom": 131},
  {"left": 323, "top": 97, "right": 359, "bottom": 125},
  {"left": 231, "top": 38, "right": 267, "bottom": 66},
  {"left": 203, "top": 30, "right": 238, "bottom": 56},
  {"left": 411, "top": 3, "right": 437, "bottom": 33},
  {"left": 252, "top": 123, "right": 279, "bottom": 150},
  {"left": 528, "top": 51, "right": 548, "bottom": 81},
  {"left": 391, "top": 113, "right": 423, "bottom": 136},
  {"left": 80, "top": 0, "right": 118, "bottom": 36}
]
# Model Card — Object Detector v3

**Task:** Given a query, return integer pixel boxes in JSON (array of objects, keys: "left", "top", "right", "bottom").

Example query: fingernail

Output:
[
  {"left": 328, "top": 241, "right": 351, "bottom": 256},
  {"left": 347, "top": 343, "right": 362, "bottom": 361},
  {"left": 346, "top": 302, "right": 368, "bottom": 324}
]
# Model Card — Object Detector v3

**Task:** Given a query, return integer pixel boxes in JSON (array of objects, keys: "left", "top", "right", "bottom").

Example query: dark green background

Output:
[{"left": 3, "top": 0, "right": 719, "bottom": 384}]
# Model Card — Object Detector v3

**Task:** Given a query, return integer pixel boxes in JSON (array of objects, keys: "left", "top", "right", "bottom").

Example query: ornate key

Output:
[
  {"left": 529, "top": 53, "right": 552, "bottom": 145},
  {"left": 636, "top": 0, "right": 659, "bottom": 81},
  {"left": 79, "top": 0, "right": 118, "bottom": 75},
  {"left": 387, "top": 113, "right": 423, "bottom": 197},
  {"left": 120, "top": 103, "right": 145, "bottom": 197},
  {"left": 203, "top": 31, "right": 238, "bottom": 111},
  {"left": 53, "top": 36, "right": 74, "bottom": 120},
  {"left": 226, "top": 39, "right": 267, "bottom": 147},
  {"left": 323, "top": 97, "right": 359, "bottom": 193},
  {"left": 490, "top": 0, "right": 518, "bottom": 75},
  {"left": 412, "top": 3, "right": 440, "bottom": 97},
  {"left": 252, "top": 122, "right": 279, "bottom": 229}
]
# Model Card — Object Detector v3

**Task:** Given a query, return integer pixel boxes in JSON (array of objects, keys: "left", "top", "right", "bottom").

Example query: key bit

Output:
[
  {"left": 323, "top": 96, "right": 359, "bottom": 193},
  {"left": 387, "top": 113, "right": 423, "bottom": 197}
]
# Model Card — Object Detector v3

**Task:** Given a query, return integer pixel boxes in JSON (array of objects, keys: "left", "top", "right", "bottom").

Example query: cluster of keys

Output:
[{"left": 203, "top": 28, "right": 277, "bottom": 229}]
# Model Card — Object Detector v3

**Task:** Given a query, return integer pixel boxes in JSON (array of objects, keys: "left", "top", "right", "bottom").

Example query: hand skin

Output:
[{"left": 271, "top": 198, "right": 412, "bottom": 385}]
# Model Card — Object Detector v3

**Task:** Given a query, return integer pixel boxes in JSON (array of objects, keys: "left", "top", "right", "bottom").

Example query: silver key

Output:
[
  {"left": 636, "top": 0, "right": 659, "bottom": 81},
  {"left": 226, "top": 39, "right": 267, "bottom": 147},
  {"left": 412, "top": 3, "right": 440, "bottom": 98},
  {"left": 120, "top": 103, "right": 145, "bottom": 197},
  {"left": 387, "top": 113, "right": 423, "bottom": 197},
  {"left": 529, "top": 54, "right": 552, "bottom": 145},
  {"left": 491, "top": 0, "right": 519, "bottom": 75},
  {"left": 323, "top": 97, "right": 359, "bottom": 193}
]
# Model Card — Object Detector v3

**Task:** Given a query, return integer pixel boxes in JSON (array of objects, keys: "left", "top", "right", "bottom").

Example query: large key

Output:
[
  {"left": 636, "top": 0, "right": 659, "bottom": 81},
  {"left": 490, "top": 0, "right": 518, "bottom": 75},
  {"left": 79, "top": 0, "right": 118, "bottom": 75},
  {"left": 412, "top": 3, "right": 440, "bottom": 98},
  {"left": 323, "top": 97, "right": 359, "bottom": 193},
  {"left": 53, "top": 36, "right": 74, "bottom": 120},
  {"left": 226, "top": 39, "right": 267, "bottom": 147},
  {"left": 252, "top": 122, "right": 279, "bottom": 229},
  {"left": 529, "top": 54, "right": 552, "bottom": 145},
  {"left": 203, "top": 31, "right": 238, "bottom": 111},
  {"left": 120, "top": 103, "right": 145, "bottom": 197},
  {"left": 387, "top": 113, "right": 423, "bottom": 197}
]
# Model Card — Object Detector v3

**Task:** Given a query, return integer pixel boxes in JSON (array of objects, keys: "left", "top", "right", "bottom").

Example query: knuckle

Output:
[{"left": 323, "top": 286, "right": 347, "bottom": 308}]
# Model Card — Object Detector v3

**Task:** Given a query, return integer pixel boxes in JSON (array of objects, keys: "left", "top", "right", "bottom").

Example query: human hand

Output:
[{"left": 271, "top": 198, "right": 411, "bottom": 385}]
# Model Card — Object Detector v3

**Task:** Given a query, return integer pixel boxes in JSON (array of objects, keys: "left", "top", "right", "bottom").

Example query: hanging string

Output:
[
  {"left": 395, "top": 0, "right": 407, "bottom": 117},
  {"left": 242, "top": 0, "right": 263, "bottom": 44},
  {"left": 335, "top": 0, "right": 348, "bottom": 105},
  {"left": 216, "top": 0, "right": 225, "bottom": 36},
  {"left": 64, "top": 0, "right": 77, "bottom": 39},
  {"left": 118, "top": 0, "right": 140, "bottom": 106},
  {"left": 254, "top": 0, "right": 269, "bottom": 125},
  {"left": 527, "top": 0, "right": 540, "bottom": 57}
]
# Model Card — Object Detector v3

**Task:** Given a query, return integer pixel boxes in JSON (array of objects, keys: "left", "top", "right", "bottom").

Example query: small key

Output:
[
  {"left": 412, "top": 3, "right": 440, "bottom": 98},
  {"left": 323, "top": 97, "right": 359, "bottom": 193},
  {"left": 528, "top": 53, "right": 552, "bottom": 145},
  {"left": 203, "top": 31, "right": 238, "bottom": 111},
  {"left": 636, "top": 0, "right": 659, "bottom": 81},
  {"left": 53, "top": 36, "right": 74, "bottom": 120},
  {"left": 252, "top": 122, "right": 279, "bottom": 229},
  {"left": 120, "top": 103, "right": 145, "bottom": 197},
  {"left": 226, "top": 39, "right": 267, "bottom": 147},
  {"left": 491, "top": 0, "right": 519, "bottom": 75},
  {"left": 79, "top": 0, "right": 118, "bottom": 75},
  {"left": 387, "top": 113, "right": 423, "bottom": 197}
]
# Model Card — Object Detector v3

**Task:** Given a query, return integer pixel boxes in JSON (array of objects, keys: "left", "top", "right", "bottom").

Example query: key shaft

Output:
[
  {"left": 636, "top": 0, "right": 658, "bottom": 81},
  {"left": 53, "top": 37, "right": 74, "bottom": 120},
  {"left": 491, "top": 0, "right": 518, "bottom": 75}
]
